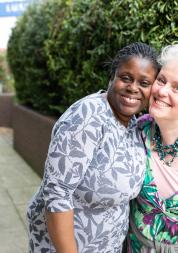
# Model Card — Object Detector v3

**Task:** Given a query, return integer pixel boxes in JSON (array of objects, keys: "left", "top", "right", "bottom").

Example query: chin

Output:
[
  {"left": 150, "top": 111, "right": 164, "bottom": 121},
  {"left": 122, "top": 106, "right": 141, "bottom": 115},
  {"left": 149, "top": 110, "right": 157, "bottom": 118},
  {"left": 123, "top": 110, "right": 139, "bottom": 117}
]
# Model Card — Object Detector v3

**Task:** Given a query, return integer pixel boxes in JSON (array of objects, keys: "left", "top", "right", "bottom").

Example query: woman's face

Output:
[
  {"left": 149, "top": 60, "right": 178, "bottom": 121},
  {"left": 107, "top": 57, "right": 157, "bottom": 126}
]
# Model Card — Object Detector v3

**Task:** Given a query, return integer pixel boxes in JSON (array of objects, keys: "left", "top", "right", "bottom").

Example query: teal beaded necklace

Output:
[{"left": 153, "top": 125, "right": 178, "bottom": 167}]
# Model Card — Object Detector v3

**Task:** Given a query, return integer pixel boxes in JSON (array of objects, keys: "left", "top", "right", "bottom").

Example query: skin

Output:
[
  {"left": 149, "top": 60, "right": 178, "bottom": 197},
  {"left": 149, "top": 60, "right": 178, "bottom": 146},
  {"left": 46, "top": 56, "right": 158, "bottom": 253},
  {"left": 107, "top": 57, "right": 157, "bottom": 126},
  {"left": 46, "top": 210, "right": 78, "bottom": 253}
]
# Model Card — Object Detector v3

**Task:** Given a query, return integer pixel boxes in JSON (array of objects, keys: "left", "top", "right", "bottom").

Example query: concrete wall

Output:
[
  {"left": 0, "top": 93, "right": 14, "bottom": 127},
  {"left": 13, "top": 105, "right": 57, "bottom": 177}
]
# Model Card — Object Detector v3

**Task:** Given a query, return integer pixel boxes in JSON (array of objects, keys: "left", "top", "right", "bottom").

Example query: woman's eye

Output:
[
  {"left": 140, "top": 81, "right": 150, "bottom": 87},
  {"left": 120, "top": 76, "right": 132, "bottom": 83},
  {"left": 157, "top": 77, "right": 165, "bottom": 85},
  {"left": 173, "top": 86, "right": 178, "bottom": 92}
]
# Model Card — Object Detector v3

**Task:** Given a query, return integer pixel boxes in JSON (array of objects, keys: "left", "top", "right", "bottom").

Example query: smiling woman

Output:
[
  {"left": 107, "top": 57, "right": 156, "bottom": 126},
  {"left": 150, "top": 60, "right": 178, "bottom": 121},
  {"left": 127, "top": 44, "right": 178, "bottom": 253},
  {"left": 26, "top": 42, "right": 160, "bottom": 253}
]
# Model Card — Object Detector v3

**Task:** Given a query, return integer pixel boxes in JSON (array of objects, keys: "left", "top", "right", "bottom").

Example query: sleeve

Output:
[{"left": 42, "top": 99, "right": 103, "bottom": 212}]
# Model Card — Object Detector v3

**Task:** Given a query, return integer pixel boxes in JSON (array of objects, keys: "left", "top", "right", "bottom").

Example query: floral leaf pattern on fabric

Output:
[{"left": 27, "top": 91, "right": 146, "bottom": 253}]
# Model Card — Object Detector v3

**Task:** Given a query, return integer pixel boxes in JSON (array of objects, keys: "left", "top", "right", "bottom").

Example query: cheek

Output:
[
  {"left": 113, "top": 79, "right": 124, "bottom": 90},
  {"left": 149, "top": 95, "right": 154, "bottom": 107},
  {"left": 142, "top": 87, "right": 152, "bottom": 101},
  {"left": 172, "top": 97, "right": 178, "bottom": 109},
  {"left": 107, "top": 82, "right": 118, "bottom": 101},
  {"left": 151, "top": 83, "right": 160, "bottom": 95}
]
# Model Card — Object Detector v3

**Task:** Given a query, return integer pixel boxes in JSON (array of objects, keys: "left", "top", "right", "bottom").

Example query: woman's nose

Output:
[
  {"left": 157, "top": 84, "right": 170, "bottom": 96},
  {"left": 127, "top": 81, "right": 139, "bottom": 92}
]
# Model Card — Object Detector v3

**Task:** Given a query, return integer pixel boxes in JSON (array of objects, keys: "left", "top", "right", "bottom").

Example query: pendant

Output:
[{"left": 165, "top": 161, "right": 172, "bottom": 167}]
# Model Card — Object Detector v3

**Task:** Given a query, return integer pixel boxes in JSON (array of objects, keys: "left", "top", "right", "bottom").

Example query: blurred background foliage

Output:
[
  {"left": 0, "top": 51, "right": 14, "bottom": 93},
  {"left": 7, "top": 0, "right": 178, "bottom": 116}
]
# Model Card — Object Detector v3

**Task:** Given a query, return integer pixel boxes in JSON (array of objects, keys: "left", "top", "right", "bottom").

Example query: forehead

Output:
[
  {"left": 161, "top": 60, "right": 178, "bottom": 77},
  {"left": 160, "top": 61, "right": 178, "bottom": 82},
  {"left": 117, "top": 57, "right": 155, "bottom": 74}
]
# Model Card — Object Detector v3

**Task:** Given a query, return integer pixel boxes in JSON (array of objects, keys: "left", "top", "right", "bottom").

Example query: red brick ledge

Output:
[{"left": 13, "top": 105, "right": 57, "bottom": 177}]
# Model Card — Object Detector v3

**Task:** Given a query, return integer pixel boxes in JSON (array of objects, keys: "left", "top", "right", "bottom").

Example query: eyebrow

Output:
[{"left": 158, "top": 73, "right": 178, "bottom": 84}]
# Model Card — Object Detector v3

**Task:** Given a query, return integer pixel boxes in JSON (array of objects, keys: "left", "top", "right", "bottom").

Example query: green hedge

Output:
[
  {"left": 7, "top": 0, "right": 69, "bottom": 115},
  {"left": 7, "top": 0, "right": 178, "bottom": 116},
  {"left": 0, "top": 51, "right": 14, "bottom": 93}
]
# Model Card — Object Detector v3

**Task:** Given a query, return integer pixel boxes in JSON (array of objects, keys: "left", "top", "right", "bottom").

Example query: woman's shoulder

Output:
[
  {"left": 137, "top": 114, "right": 154, "bottom": 131},
  {"left": 52, "top": 91, "right": 106, "bottom": 137},
  {"left": 58, "top": 91, "right": 104, "bottom": 121},
  {"left": 70, "top": 91, "right": 106, "bottom": 113}
]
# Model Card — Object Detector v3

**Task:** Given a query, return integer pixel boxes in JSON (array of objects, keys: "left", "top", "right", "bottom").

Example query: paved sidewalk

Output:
[{"left": 0, "top": 127, "right": 41, "bottom": 253}]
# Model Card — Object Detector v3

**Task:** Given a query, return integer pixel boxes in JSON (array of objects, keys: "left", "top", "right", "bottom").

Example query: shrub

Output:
[
  {"left": 7, "top": 0, "right": 70, "bottom": 115},
  {"left": 44, "top": 0, "right": 131, "bottom": 112},
  {"left": 0, "top": 51, "right": 14, "bottom": 93},
  {"left": 7, "top": 0, "right": 178, "bottom": 116}
]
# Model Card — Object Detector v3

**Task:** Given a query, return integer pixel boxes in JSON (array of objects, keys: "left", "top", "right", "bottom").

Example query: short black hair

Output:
[{"left": 110, "top": 42, "right": 160, "bottom": 80}]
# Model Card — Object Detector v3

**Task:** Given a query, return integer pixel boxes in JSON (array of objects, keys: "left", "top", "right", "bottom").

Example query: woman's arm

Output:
[
  {"left": 44, "top": 99, "right": 102, "bottom": 252},
  {"left": 46, "top": 209, "right": 78, "bottom": 253}
]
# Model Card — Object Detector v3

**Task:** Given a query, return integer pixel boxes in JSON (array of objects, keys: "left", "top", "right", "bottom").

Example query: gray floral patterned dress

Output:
[{"left": 27, "top": 91, "right": 146, "bottom": 253}]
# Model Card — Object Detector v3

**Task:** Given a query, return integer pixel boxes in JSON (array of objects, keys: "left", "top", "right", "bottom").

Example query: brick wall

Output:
[
  {"left": 13, "top": 105, "right": 57, "bottom": 177},
  {"left": 0, "top": 93, "right": 14, "bottom": 127}
]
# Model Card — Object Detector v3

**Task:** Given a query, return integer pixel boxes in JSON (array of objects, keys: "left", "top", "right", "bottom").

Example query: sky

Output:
[
  {"left": 0, "top": 16, "right": 17, "bottom": 49},
  {"left": 0, "top": 0, "right": 34, "bottom": 49}
]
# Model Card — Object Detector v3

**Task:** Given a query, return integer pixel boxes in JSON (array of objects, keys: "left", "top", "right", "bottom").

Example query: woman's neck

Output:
[{"left": 156, "top": 120, "right": 178, "bottom": 145}]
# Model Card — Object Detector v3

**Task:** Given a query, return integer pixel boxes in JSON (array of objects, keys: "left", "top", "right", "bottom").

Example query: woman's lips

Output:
[
  {"left": 121, "top": 95, "right": 140, "bottom": 106},
  {"left": 153, "top": 98, "right": 171, "bottom": 107}
]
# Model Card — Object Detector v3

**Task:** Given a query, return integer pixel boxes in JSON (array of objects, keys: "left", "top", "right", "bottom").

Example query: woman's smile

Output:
[
  {"left": 120, "top": 95, "right": 140, "bottom": 106},
  {"left": 107, "top": 57, "right": 157, "bottom": 126},
  {"left": 153, "top": 98, "right": 171, "bottom": 108}
]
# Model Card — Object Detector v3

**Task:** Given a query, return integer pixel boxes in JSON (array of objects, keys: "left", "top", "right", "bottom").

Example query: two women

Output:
[{"left": 27, "top": 42, "right": 159, "bottom": 253}]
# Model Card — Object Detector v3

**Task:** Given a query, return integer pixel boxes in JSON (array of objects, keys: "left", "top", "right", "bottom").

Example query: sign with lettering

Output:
[{"left": 0, "top": 0, "right": 33, "bottom": 17}]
